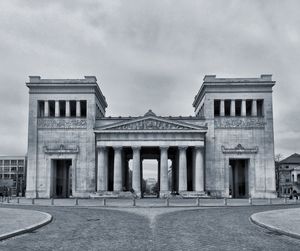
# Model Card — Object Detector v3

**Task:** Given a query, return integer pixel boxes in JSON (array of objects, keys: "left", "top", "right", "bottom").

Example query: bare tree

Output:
[{"left": 275, "top": 153, "right": 284, "bottom": 162}]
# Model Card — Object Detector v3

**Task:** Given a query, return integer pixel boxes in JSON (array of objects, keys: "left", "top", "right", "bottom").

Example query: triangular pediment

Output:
[{"left": 98, "top": 116, "right": 206, "bottom": 131}]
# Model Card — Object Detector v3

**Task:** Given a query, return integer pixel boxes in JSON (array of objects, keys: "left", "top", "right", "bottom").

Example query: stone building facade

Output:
[{"left": 26, "top": 74, "right": 277, "bottom": 199}]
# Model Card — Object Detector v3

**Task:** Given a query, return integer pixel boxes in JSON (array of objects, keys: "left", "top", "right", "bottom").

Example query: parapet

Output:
[
  {"left": 203, "top": 74, "right": 273, "bottom": 83},
  {"left": 28, "top": 76, "right": 98, "bottom": 84}
]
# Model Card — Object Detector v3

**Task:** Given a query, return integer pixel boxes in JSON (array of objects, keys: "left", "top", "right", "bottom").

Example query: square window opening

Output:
[
  {"left": 49, "top": 101, "right": 55, "bottom": 117},
  {"left": 70, "top": 101, "right": 76, "bottom": 117},
  {"left": 224, "top": 100, "right": 231, "bottom": 116},
  {"left": 38, "top": 101, "right": 45, "bottom": 117},
  {"left": 235, "top": 100, "right": 242, "bottom": 116},
  {"left": 59, "top": 101, "right": 66, "bottom": 117},
  {"left": 246, "top": 100, "right": 252, "bottom": 116},
  {"left": 80, "top": 100, "right": 87, "bottom": 117},
  {"left": 257, "top": 100, "right": 264, "bottom": 116},
  {"left": 214, "top": 100, "right": 220, "bottom": 116}
]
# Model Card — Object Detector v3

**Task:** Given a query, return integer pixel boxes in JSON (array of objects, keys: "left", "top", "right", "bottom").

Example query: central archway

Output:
[{"left": 142, "top": 159, "right": 159, "bottom": 198}]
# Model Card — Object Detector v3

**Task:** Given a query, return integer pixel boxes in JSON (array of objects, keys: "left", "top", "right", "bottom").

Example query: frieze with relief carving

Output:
[
  {"left": 43, "top": 144, "right": 80, "bottom": 154},
  {"left": 214, "top": 117, "right": 265, "bottom": 129},
  {"left": 109, "top": 119, "right": 193, "bottom": 130},
  {"left": 38, "top": 118, "right": 87, "bottom": 129},
  {"left": 221, "top": 144, "right": 258, "bottom": 154}
]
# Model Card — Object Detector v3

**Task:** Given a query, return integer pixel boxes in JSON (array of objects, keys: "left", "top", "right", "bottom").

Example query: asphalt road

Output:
[{"left": 1, "top": 204, "right": 300, "bottom": 251}]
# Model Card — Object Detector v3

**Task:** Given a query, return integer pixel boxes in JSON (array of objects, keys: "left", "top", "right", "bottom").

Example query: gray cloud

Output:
[{"left": 0, "top": 0, "right": 299, "bottom": 158}]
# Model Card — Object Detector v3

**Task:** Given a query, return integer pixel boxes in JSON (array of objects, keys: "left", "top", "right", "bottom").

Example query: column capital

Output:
[
  {"left": 178, "top": 146, "right": 188, "bottom": 151},
  {"left": 113, "top": 146, "right": 123, "bottom": 151},
  {"left": 194, "top": 145, "right": 203, "bottom": 150},
  {"left": 160, "top": 146, "right": 169, "bottom": 151},
  {"left": 97, "top": 146, "right": 107, "bottom": 151},
  {"left": 132, "top": 146, "right": 141, "bottom": 151}
]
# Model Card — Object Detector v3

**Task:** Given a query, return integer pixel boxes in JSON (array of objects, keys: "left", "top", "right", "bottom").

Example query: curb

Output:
[
  {"left": 250, "top": 213, "right": 300, "bottom": 240},
  {"left": 0, "top": 210, "right": 53, "bottom": 241},
  {"left": 0, "top": 200, "right": 300, "bottom": 208},
  {"left": 1, "top": 201, "right": 299, "bottom": 208}
]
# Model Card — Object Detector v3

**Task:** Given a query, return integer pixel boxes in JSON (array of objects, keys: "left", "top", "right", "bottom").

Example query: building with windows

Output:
[
  {"left": 0, "top": 156, "right": 26, "bottom": 196},
  {"left": 277, "top": 153, "right": 300, "bottom": 197},
  {"left": 25, "top": 74, "right": 276, "bottom": 199}
]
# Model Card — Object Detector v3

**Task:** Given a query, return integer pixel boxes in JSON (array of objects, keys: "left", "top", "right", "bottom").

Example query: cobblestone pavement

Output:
[{"left": 0, "top": 204, "right": 300, "bottom": 251}]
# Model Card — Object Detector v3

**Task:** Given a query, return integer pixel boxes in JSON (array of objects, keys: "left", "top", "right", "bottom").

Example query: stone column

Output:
[
  {"left": 220, "top": 99, "right": 225, "bottom": 116},
  {"left": 160, "top": 146, "right": 169, "bottom": 193},
  {"left": 44, "top": 101, "right": 49, "bottom": 117},
  {"left": 194, "top": 146, "right": 204, "bottom": 192},
  {"left": 132, "top": 147, "right": 141, "bottom": 195},
  {"left": 241, "top": 100, "right": 246, "bottom": 116},
  {"left": 97, "top": 147, "right": 108, "bottom": 191},
  {"left": 113, "top": 147, "right": 122, "bottom": 191},
  {"left": 230, "top": 100, "right": 235, "bottom": 116},
  {"left": 178, "top": 146, "right": 188, "bottom": 192},
  {"left": 66, "top": 101, "right": 70, "bottom": 117},
  {"left": 76, "top": 100, "right": 81, "bottom": 117},
  {"left": 55, "top": 101, "right": 60, "bottom": 117},
  {"left": 251, "top": 99, "right": 257, "bottom": 116}
]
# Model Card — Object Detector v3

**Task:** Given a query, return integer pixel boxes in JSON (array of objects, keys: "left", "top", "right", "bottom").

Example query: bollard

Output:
[
  {"left": 32, "top": 198, "right": 35, "bottom": 205},
  {"left": 75, "top": 198, "right": 78, "bottom": 206},
  {"left": 1, "top": 196, "right": 3, "bottom": 203},
  {"left": 6, "top": 197, "right": 9, "bottom": 203},
  {"left": 17, "top": 198, "right": 20, "bottom": 204},
  {"left": 197, "top": 197, "right": 200, "bottom": 207},
  {"left": 268, "top": 198, "right": 272, "bottom": 205},
  {"left": 133, "top": 198, "right": 136, "bottom": 207},
  {"left": 294, "top": 197, "right": 297, "bottom": 203},
  {"left": 166, "top": 197, "right": 169, "bottom": 207},
  {"left": 51, "top": 198, "right": 54, "bottom": 205},
  {"left": 249, "top": 197, "right": 252, "bottom": 205},
  {"left": 103, "top": 198, "right": 106, "bottom": 207},
  {"left": 224, "top": 197, "right": 227, "bottom": 206},
  {"left": 284, "top": 197, "right": 287, "bottom": 204}
]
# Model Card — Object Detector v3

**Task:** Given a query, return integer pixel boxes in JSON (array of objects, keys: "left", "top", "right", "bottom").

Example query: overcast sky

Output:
[{"left": 0, "top": 0, "right": 299, "bottom": 162}]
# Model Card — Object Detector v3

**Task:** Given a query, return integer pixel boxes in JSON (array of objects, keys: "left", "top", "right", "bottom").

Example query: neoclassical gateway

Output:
[{"left": 25, "top": 74, "right": 276, "bottom": 199}]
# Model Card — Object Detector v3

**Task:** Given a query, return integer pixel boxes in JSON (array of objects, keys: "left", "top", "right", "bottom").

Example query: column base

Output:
[
  {"left": 25, "top": 190, "right": 37, "bottom": 199},
  {"left": 90, "top": 191, "right": 136, "bottom": 198},
  {"left": 250, "top": 191, "right": 277, "bottom": 199},
  {"left": 159, "top": 191, "right": 171, "bottom": 198}
]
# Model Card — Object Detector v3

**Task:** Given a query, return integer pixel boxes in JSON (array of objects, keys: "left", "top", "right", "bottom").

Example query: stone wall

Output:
[
  {"left": 26, "top": 91, "right": 98, "bottom": 198},
  {"left": 203, "top": 91, "right": 276, "bottom": 198}
]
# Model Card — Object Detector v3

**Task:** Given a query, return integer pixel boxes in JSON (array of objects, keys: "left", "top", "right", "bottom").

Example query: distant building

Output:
[
  {"left": 277, "top": 153, "right": 300, "bottom": 197},
  {"left": 0, "top": 156, "right": 27, "bottom": 196},
  {"left": 145, "top": 178, "right": 157, "bottom": 194}
]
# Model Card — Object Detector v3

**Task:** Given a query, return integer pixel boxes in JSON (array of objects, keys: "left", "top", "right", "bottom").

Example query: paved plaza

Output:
[{"left": 0, "top": 200, "right": 300, "bottom": 250}]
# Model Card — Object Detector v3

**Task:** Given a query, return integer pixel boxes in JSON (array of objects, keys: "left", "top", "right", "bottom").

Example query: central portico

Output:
[{"left": 95, "top": 110, "right": 207, "bottom": 198}]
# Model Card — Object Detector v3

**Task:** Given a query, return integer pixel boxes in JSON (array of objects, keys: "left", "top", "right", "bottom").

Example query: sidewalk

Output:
[
  {"left": 0, "top": 208, "right": 52, "bottom": 241},
  {"left": 250, "top": 208, "right": 300, "bottom": 239}
]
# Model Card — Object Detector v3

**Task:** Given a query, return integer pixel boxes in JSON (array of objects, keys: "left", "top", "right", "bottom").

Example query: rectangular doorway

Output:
[
  {"left": 229, "top": 159, "right": 249, "bottom": 198},
  {"left": 51, "top": 159, "right": 72, "bottom": 198}
]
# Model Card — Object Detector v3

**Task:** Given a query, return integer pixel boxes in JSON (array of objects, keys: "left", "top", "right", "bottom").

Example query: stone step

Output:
[{"left": 90, "top": 191, "right": 134, "bottom": 198}]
